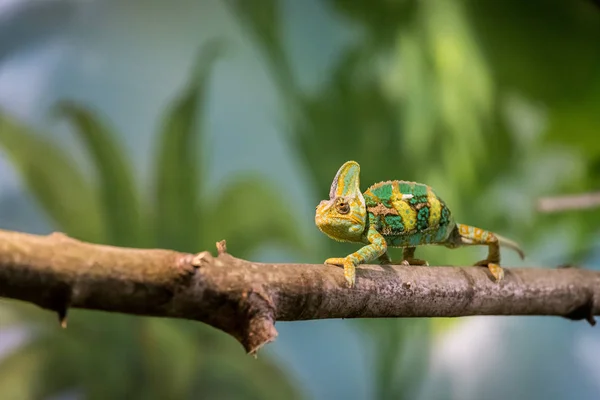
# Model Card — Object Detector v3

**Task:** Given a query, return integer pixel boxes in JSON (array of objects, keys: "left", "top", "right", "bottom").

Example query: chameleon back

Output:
[{"left": 362, "top": 180, "right": 456, "bottom": 247}]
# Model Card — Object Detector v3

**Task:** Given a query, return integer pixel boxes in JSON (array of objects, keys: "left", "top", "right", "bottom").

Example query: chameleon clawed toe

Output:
[
  {"left": 315, "top": 161, "right": 524, "bottom": 287},
  {"left": 400, "top": 259, "right": 429, "bottom": 266},
  {"left": 324, "top": 257, "right": 345, "bottom": 266},
  {"left": 474, "top": 260, "right": 505, "bottom": 282},
  {"left": 324, "top": 257, "right": 358, "bottom": 287}
]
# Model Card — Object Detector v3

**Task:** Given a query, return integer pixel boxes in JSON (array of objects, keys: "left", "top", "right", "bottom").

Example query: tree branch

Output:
[
  {"left": 0, "top": 229, "right": 597, "bottom": 354},
  {"left": 538, "top": 191, "right": 600, "bottom": 213}
]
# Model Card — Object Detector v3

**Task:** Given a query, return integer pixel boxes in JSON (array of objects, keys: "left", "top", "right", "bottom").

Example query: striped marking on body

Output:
[
  {"left": 427, "top": 187, "right": 442, "bottom": 228},
  {"left": 390, "top": 182, "right": 417, "bottom": 231}
]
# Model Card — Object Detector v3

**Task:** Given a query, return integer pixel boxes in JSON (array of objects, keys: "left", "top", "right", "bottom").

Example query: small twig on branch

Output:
[
  {"left": 0, "top": 229, "right": 598, "bottom": 354},
  {"left": 538, "top": 191, "right": 600, "bottom": 213}
]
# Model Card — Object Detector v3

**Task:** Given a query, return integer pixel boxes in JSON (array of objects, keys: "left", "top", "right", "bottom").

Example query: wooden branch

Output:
[
  {"left": 0, "top": 229, "right": 598, "bottom": 354},
  {"left": 538, "top": 191, "right": 600, "bottom": 213}
]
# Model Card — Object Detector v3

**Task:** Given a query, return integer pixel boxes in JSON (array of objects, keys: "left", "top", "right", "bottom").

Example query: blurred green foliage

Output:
[
  {"left": 1, "top": 0, "right": 600, "bottom": 399},
  {"left": 227, "top": 0, "right": 600, "bottom": 398},
  {"left": 0, "top": 42, "right": 302, "bottom": 399}
]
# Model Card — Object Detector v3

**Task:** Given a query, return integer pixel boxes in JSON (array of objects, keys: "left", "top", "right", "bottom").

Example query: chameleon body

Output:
[{"left": 315, "top": 161, "right": 525, "bottom": 287}]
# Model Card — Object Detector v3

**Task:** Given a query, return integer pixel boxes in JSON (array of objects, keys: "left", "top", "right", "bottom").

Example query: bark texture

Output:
[{"left": 0, "top": 229, "right": 597, "bottom": 354}]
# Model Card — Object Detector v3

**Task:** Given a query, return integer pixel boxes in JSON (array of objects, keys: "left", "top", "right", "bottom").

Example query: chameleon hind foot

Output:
[
  {"left": 400, "top": 247, "right": 429, "bottom": 266},
  {"left": 378, "top": 253, "right": 392, "bottom": 264},
  {"left": 324, "top": 257, "right": 356, "bottom": 288},
  {"left": 378, "top": 252, "right": 428, "bottom": 266},
  {"left": 474, "top": 260, "right": 504, "bottom": 282},
  {"left": 400, "top": 258, "right": 429, "bottom": 266}
]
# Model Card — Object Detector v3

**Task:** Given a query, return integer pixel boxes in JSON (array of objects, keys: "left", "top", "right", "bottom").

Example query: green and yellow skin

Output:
[{"left": 315, "top": 161, "right": 525, "bottom": 288}]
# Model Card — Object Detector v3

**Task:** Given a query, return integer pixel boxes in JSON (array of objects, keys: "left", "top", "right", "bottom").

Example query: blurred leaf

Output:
[
  {"left": 0, "top": 336, "right": 41, "bottom": 400},
  {"left": 0, "top": 0, "right": 76, "bottom": 64},
  {"left": 192, "top": 339, "right": 303, "bottom": 400},
  {"left": 294, "top": 46, "right": 403, "bottom": 194},
  {"left": 205, "top": 176, "right": 306, "bottom": 258},
  {"left": 0, "top": 114, "right": 105, "bottom": 242},
  {"left": 138, "top": 319, "right": 201, "bottom": 399},
  {"left": 425, "top": 0, "right": 491, "bottom": 185},
  {"left": 366, "top": 320, "right": 405, "bottom": 400},
  {"left": 359, "top": 319, "right": 430, "bottom": 400},
  {"left": 153, "top": 40, "right": 223, "bottom": 252},
  {"left": 225, "top": 0, "right": 298, "bottom": 112},
  {"left": 466, "top": 0, "right": 600, "bottom": 104},
  {"left": 137, "top": 319, "right": 301, "bottom": 399},
  {"left": 328, "top": 0, "right": 417, "bottom": 47},
  {"left": 55, "top": 102, "right": 146, "bottom": 247},
  {"left": 381, "top": 0, "right": 493, "bottom": 191},
  {"left": 32, "top": 312, "right": 147, "bottom": 400},
  {"left": 386, "top": 31, "right": 437, "bottom": 166},
  {"left": 225, "top": 0, "right": 281, "bottom": 62},
  {"left": 0, "top": 302, "right": 30, "bottom": 329},
  {"left": 545, "top": 75, "right": 600, "bottom": 159}
]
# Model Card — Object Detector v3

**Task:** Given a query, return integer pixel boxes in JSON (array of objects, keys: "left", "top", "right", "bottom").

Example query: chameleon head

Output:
[{"left": 315, "top": 161, "right": 367, "bottom": 242}]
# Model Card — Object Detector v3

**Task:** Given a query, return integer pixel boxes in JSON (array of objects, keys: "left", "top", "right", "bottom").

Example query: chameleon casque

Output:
[{"left": 315, "top": 161, "right": 525, "bottom": 287}]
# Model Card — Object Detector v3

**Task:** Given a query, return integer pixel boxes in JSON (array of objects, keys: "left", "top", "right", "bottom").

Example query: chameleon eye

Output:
[{"left": 336, "top": 202, "right": 350, "bottom": 214}]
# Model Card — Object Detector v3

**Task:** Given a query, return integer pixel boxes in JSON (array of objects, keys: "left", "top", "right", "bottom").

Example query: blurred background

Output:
[{"left": 0, "top": 0, "right": 600, "bottom": 399}]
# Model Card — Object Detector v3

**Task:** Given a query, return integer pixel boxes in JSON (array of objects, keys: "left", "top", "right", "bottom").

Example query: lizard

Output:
[{"left": 315, "top": 160, "right": 525, "bottom": 288}]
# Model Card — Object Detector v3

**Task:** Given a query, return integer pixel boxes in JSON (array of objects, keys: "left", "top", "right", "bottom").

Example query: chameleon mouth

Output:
[
  {"left": 346, "top": 215, "right": 363, "bottom": 225},
  {"left": 315, "top": 215, "right": 361, "bottom": 227}
]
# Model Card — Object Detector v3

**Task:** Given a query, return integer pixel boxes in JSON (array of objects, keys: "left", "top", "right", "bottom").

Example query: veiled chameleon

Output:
[{"left": 315, "top": 161, "right": 525, "bottom": 287}]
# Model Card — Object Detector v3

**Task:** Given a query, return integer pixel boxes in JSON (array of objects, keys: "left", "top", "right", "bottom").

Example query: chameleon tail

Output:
[
  {"left": 456, "top": 223, "right": 525, "bottom": 260},
  {"left": 495, "top": 233, "right": 525, "bottom": 260}
]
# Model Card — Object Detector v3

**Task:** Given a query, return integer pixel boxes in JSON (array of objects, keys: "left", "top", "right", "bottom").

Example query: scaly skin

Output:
[{"left": 315, "top": 161, "right": 525, "bottom": 288}]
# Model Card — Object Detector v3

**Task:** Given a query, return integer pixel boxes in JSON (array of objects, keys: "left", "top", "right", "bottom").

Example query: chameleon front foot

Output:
[
  {"left": 324, "top": 257, "right": 357, "bottom": 288},
  {"left": 474, "top": 260, "right": 504, "bottom": 282}
]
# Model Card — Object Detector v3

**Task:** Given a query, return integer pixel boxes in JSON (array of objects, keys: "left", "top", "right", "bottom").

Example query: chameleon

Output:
[{"left": 315, "top": 160, "right": 525, "bottom": 287}]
